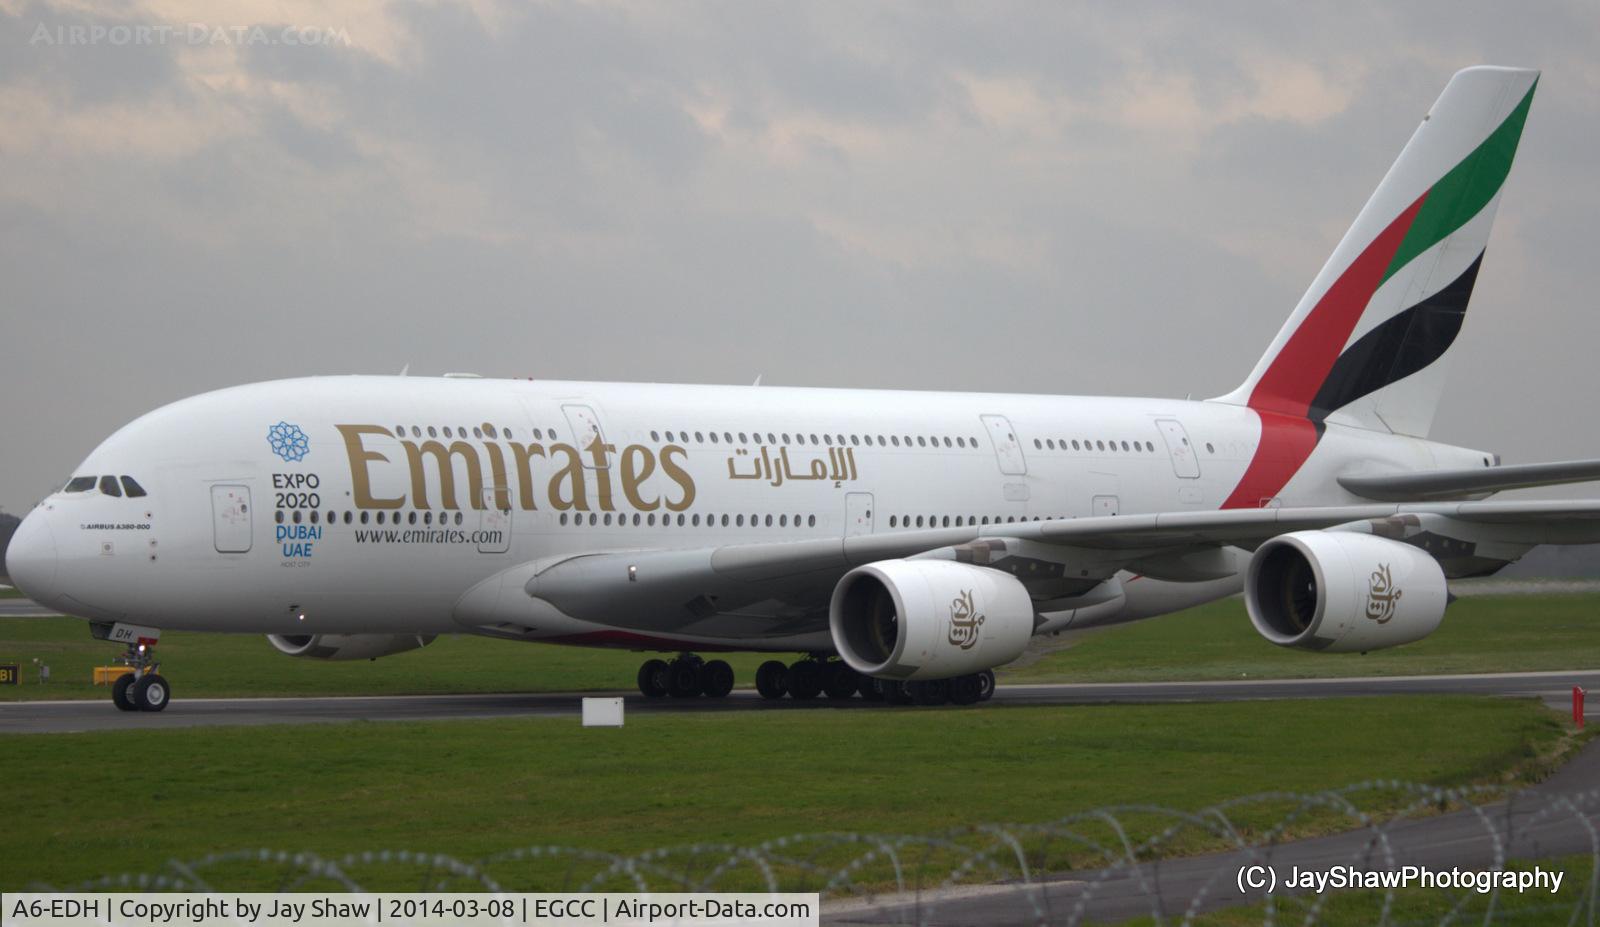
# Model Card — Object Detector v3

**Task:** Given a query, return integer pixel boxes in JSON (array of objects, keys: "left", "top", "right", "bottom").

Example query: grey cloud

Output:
[{"left": 3, "top": 1, "right": 1600, "bottom": 513}]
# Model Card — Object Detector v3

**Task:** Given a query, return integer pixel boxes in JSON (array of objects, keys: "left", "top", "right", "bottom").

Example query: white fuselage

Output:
[{"left": 13, "top": 376, "right": 1490, "bottom": 651}]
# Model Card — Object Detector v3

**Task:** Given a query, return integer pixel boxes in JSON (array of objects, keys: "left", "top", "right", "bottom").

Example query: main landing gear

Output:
[
  {"left": 636, "top": 654, "right": 735, "bottom": 699},
  {"left": 754, "top": 658, "right": 997, "bottom": 707},
  {"left": 110, "top": 641, "right": 171, "bottom": 713},
  {"left": 633, "top": 653, "right": 998, "bottom": 707}
]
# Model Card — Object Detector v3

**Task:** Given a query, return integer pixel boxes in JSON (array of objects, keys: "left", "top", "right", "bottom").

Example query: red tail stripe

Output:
[
  {"left": 1222, "top": 191, "right": 1429, "bottom": 508},
  {"left": 1220, "top": 412, "right": 1320, "bottom": 509},
  {"left": 1248, "top": 191, "right": 1429, "bottom": 417}
]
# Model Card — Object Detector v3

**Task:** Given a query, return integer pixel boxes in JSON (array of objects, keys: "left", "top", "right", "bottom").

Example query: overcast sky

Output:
[{"left": 2, "top": 1, "right": 1598, "bottom": 514}]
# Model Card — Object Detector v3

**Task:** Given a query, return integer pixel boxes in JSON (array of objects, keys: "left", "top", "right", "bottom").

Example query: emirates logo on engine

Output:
[
  {"left": 947, "top": 589, "right": 986, "bottom": 650},
  {"left": 1364, "top": 563, "right": 1402, "bottom": 624}
]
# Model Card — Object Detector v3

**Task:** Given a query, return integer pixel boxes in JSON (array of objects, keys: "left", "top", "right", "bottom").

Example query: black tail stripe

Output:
[{"left": 1308, "top": 251, "right": 1484, "bottom": 422}]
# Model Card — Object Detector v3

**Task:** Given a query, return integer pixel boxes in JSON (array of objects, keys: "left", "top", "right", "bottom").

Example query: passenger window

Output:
[
  {"left": 99, "top": 475, "right": 122, "bottom": 497},
  {"left": 65, "top": 476, "right": 96, "bottom": 493}
]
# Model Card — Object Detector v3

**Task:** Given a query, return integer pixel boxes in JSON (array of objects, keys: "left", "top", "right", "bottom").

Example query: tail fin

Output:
[{"left": 1215, "top": 66, "right": 1537, "bottom": 438}]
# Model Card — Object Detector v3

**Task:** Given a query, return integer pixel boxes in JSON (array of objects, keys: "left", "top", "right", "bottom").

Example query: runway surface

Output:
[
  {"left": 4, "top": 669, "right": 1597, "bottom": 734},
  {"left": 0, "top": 599, "right": 56, "bottom": 617}
]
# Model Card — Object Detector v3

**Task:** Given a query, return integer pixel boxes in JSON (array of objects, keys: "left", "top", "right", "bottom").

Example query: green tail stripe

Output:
[{"left": 1382, "top": 79, "right": 1537, "bottom": 283}]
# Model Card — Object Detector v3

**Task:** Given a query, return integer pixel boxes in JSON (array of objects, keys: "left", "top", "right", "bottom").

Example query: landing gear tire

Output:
[
  {"left": 909, "top": 679, "right": 950, "bottom": 706},
  {"left": 884, "top": 680, "right": 915, "bottom": 705},
  {"left": 637, "top": 659, "right": 670, "bottom": 698},
  {"left": 949, "top": 673, "right": 983, "bottom": 706},
  {"left": 977, "top": 669, "right": 996, "bottom": 702},
  {"left": 755, "top": 660, "right": 789, "bottom": 700},
  {"left": 667, "top": 660, "right": 703, "bottom": 698},
  {"left": 822, "top": 661, "right": 859, "bottom": 699},
  {"left": 858, "top": 677, "right": 887, "bottom": 702},
  {"left": 112, "top": 673, "right": 138, "bottom": 712},
  {"left": 787, "top": 659, "right": 824, "bottom": 700},
  {"left": 700, "top": 660, "right": 735, "bottom": 698},
  {"left": 130, "top": 673, "right": 171, "bottom": 712}
]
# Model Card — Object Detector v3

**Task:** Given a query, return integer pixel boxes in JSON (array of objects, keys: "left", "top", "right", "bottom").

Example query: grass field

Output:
[
  {"left": 3, "top": 594, "right": 1598, "bottom": 701},
  {"left": 0, "top": 617, "right": 777, "bottom": 700},
  {"left": 1010, "top": 593, "right": 1600, "bottom": 683},
  {"left": 0, "top": 696, "right": 1577, "bottom": 891}
]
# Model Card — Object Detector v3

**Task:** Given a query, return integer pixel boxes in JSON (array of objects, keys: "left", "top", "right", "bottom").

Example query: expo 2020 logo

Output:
[{"left": 267, "top": 421, "right": 310, "bottom": 462}]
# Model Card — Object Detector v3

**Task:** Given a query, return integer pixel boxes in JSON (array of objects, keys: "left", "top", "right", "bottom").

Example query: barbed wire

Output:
[{"left": 23, "top": 779, "right": 1600, "bottom": 925}]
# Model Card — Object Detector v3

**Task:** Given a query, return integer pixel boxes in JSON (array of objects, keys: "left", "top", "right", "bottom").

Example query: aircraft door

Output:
[
  {"left": 477, "top": 487, "right": 511, "bottom": 553},
  {"left": 562, "top": 404, "right": 610, "bottom": 468},
  {"left": 211, "top": 484, "right": 253, "bottom": 553},
  {"left": 1155, "top": 419, "right": 1201, "bottom": 478},
  {"left": 845, "top": 492, "right": 874, "bottom": 536},
  {"left": 980, "top": 414, "right": 1027, "bottom": 475}
]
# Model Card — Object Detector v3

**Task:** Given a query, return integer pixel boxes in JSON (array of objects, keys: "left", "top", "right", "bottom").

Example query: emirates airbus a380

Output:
[{"left": 8, "top": 65, "right": 1599, "bottom": 714}]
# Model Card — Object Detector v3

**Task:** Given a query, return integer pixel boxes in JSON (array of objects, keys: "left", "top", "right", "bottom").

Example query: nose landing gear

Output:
[{"left": 107, "top": 637, "right": 171, "bottom": 712}]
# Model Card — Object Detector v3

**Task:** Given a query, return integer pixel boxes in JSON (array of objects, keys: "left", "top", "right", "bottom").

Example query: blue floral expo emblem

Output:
[{"left": 267, "top": 421, "right": 310, "bottom": 462}]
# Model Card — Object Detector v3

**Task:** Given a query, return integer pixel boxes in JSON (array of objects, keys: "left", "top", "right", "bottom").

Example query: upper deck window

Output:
[{"left": 64, "top": 476, "right": 96, "bottom": 493}]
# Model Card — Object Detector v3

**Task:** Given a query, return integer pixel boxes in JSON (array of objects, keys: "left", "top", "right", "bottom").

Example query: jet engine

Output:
[
  {"left": 267, "top": 633, "right": 436, "bottom": 661},
  {"left": 1245, "top": 531, "right": 1448, "bottom": 653},
  {"left": 829, "top": 559, "right": 1034, "bottom": 680}
]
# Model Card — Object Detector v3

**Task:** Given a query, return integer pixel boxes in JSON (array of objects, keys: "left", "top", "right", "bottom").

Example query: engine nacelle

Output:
[
  {"left": 829, "top": 559, "right": 1035, "bottom": 680},
  {"left": 267, "top": 633, "right": 436, "bottom": 661},
  {"left": 1246, "top": 531, "right": 1447, "bottom": 653}
]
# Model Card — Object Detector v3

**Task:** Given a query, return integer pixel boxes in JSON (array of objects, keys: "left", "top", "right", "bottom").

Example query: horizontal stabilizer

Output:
[{"left": 1339, "top": 458, "right": 1600, "bottom": 502}]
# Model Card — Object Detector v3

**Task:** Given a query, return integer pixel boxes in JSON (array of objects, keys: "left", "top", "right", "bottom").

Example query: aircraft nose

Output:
[{"left": 5, "top": 510, "right": 58, "bottom": 602}]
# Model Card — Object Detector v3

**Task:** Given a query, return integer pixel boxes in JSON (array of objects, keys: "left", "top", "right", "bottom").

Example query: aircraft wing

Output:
[
  {"left": 1339, "top": 458, "right": 1600, "bottom": 501},
  {"left": 460, "top": 500, "right": 1600, "bottom": 640}
]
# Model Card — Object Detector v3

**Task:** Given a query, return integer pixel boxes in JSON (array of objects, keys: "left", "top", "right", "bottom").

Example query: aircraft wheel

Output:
[
  {"left": 858, "top": 677, "right": 887, "bottom": 702},
  {"left": 910, "top": 679, "right": 949, "bottom": 706},
  {"left": 977, "top": 669, "right": 996, "bottom": 701},
  {"left": 786, "top": 659, "right": 824, "bottom": 700},
  {"left": 637, "top": 659, "right": 670, "bottom": 698},
  {"left": 131, "top": 673, "right": 171, "bottom": 712},
  {"left": 755, "top": 660, "right": 788, "bottom": 700},
  {"left": 700, "top": 660, "right": 735, "bottom": 698},
  {"left": 949, "top": 674, "right": 983, "bottom": 706},
  {"left": 883, "top": 681, "right": 914, "bottom": 705},
  {"left": 822, "top": 661, "right": 859, "bottom": 699},
  {"left": 112, "top": 673, "right": 138, "bottom": 711},
  {"left": 667, "top": 660, "right": 702, "bottom": 698}
]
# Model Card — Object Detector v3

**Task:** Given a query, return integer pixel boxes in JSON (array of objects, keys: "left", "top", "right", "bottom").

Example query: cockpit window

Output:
[
  {"left": 121, "top": 476, "right": 148, "bottom": 498},
  {"left": 99, "top": 475, "right": 123, "bottom": 497},
  {"left": 64, "top": 476, "right": 96, "bottom": 493}
]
